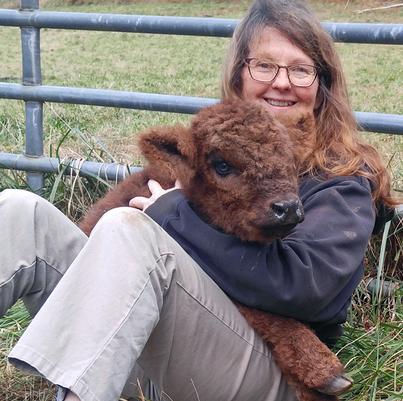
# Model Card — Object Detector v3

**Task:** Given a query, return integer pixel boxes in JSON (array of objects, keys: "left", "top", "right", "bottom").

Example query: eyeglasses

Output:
[{"left": 244, "top": 58, "right": 318, "bottom": 87}]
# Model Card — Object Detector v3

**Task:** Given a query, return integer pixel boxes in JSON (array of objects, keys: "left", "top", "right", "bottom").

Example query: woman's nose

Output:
[{"left": 271, "top": 68, "right": 291, "bottom": 89}]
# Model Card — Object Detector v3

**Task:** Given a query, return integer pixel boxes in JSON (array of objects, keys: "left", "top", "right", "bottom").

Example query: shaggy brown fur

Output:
[{"left": 80, "top": 101, "right": 351, "bottom": 401}]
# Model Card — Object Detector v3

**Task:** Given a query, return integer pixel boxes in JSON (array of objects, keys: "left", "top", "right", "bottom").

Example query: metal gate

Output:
[{"left": 0, "top": 0, "right": 402, "bottom": 193}]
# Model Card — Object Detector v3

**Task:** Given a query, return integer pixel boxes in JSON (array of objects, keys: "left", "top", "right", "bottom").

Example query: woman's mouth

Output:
[{"left": 265, "top": 98, "right": 296, "bottom": 107}]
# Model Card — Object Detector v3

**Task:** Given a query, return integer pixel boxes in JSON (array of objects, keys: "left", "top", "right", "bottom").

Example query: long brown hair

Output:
[{"left": 221, "top": 0, "right": 399, "bottom": 207}]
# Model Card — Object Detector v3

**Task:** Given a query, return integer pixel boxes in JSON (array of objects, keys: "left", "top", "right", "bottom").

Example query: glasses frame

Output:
[{"left": 244, "top": 58, "right": 319, "bottom": 88}]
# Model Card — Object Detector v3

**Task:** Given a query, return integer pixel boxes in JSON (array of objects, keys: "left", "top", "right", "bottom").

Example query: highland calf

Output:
[{"left": 80, "top": 100, "right": 352, "bottom": 401}]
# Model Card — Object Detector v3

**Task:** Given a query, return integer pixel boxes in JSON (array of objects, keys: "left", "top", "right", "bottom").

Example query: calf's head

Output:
[{"left": 139, "top": 100, "right": 310, "bottom": 243}]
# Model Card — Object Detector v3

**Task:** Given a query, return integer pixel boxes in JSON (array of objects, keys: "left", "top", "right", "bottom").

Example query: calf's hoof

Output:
[{"left": 317, "top": 375, "right": 353, "bottom": 395}]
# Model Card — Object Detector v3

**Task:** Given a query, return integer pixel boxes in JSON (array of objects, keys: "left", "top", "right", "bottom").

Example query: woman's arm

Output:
[{"left": 145, "top": 175, "right": 376, "bottom": 324}]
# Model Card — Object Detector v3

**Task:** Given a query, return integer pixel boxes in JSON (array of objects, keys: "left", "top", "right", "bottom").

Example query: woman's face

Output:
[{"left": 241, "top": 27, "right": 320, "bottom": 119}]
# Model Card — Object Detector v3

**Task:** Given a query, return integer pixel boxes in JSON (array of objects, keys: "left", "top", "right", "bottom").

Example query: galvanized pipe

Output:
[
  {"left": 20, "top": 26, "right": 41, "bottom": 85},
  {"left": 0, "top": 82, "right": 217, "bottom": 114},
  {"left": 20, "top": 0, "right": 43, "bottom": 193},
  {"left": 1, "top": 150, "right": 402, "bottom": 221},
  {"left": 0, "top": 150, "right": 400, "bottom": 222},
  {"left": 1, "top": 83, "right": 402, "bottom": 135},
  {"left": 0, "top": 152, "right": 142, "bottom": 181},
  {"left": 0, "top": 9, "right": 402, "bottom": 44},
  {"left": 0, "top": 10, "right": 237, "bottom": 37},
  {"left": 322, "top": 22, "right": 403, "bottom": 44},
  {"left": 1, "top": 151, "right": 402, "bottom": 221},
  {"left": 354, "top": 111, "right": 403, "bottom": 135},
  {"left": 366, "top": 278, "right": 400, "bottom": 299}
]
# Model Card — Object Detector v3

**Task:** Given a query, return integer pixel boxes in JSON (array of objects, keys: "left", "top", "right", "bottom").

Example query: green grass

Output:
[
  {"left": 336, "top": 275, "right": 403, "bottom": 401},
  {"left": 0, "top": 1, "right": 402, "bottom": 400}
]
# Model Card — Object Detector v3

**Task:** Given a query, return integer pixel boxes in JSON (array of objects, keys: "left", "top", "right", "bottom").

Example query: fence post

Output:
[{"left": 20, "top": 0, "right": 44, "bottom": 193}]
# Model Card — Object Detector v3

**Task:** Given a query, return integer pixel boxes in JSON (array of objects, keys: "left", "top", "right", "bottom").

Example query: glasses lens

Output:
[
  {"left": 288, "top": 65, "right": 317, "bottom": 87},
  {"left": 248, "top": 60, "right": 278, "bottom": 82}
]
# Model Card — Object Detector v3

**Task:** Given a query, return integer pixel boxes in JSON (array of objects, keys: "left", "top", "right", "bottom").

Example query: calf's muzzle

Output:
[{"left": 271, "top": 198, "right": 304, "bottom": 225}]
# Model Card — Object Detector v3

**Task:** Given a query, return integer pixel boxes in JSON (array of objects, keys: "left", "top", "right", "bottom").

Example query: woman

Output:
[{"left": 1, "top": 1, "right": 397, "bottom": 401}]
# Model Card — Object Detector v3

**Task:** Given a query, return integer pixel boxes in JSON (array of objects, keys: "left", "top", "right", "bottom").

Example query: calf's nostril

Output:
[
  {"left": 271, "top": 199, "right": 304, "bottom": 224},
  {"left": 272, "top": 202, "right": 289, "bottom": 220}
]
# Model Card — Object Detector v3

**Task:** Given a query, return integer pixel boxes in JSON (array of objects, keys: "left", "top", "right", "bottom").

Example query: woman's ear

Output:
[{"left": 138, "top": 125, "right": 197, "bottom": 182}]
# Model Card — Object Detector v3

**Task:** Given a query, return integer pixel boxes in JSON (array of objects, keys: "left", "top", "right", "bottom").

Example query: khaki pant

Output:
[{"left": 0, "top": 189, "right": 297, "bottom": 401}]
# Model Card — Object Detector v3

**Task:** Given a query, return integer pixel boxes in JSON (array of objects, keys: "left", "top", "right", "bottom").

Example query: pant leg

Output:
[
  {"left": 0, "top": 189, "right": 87, "bottom": 317},
  {"left": 9, "top": 207, "right": 297, "bottom": 401},
  {"left": 0, "top": 189, "right": 156, "bottom": 400}
]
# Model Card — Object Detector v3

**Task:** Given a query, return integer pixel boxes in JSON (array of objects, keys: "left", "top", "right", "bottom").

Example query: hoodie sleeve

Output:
[{"left": 145, "top": 176, "right": 375, "bottom": 324}]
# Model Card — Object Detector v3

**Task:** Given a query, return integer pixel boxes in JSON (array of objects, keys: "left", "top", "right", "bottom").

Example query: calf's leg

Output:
[{"left": 237, "top": 305, "right": 352, "bottom": 397}]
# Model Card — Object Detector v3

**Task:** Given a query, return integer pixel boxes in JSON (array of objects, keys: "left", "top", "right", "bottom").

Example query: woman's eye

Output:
[
  {"left": 256, "top": 62, "right": 274, "bottom": 71},
  {"left": 290, "top": 65, "right": 314, "bottom": 75},
  {"left": 213, "top": 161, "right": 233, "bottom": 176}
]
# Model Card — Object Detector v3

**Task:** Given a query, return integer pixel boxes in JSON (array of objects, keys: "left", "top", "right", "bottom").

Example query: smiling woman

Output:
[
  {"left": 240, "top": 27, "right": 320, "bottom": 118},
  {"left": 221, "top": 0, "right": 398, "bottom": 209}
]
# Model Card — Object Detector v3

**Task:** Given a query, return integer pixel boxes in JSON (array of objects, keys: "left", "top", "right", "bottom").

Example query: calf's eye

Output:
[{"left": 213, "top": 160, "right": 233, "bottom": 176}]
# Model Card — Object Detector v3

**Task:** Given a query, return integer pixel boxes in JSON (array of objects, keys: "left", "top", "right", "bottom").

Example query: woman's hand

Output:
[{"left": 129, "top": 179, "right": 182, "bottom": 211}]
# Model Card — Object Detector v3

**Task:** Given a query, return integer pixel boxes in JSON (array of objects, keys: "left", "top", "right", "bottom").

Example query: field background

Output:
[{"left": 0, "top": 0, "right": 402, "bottom": 400}]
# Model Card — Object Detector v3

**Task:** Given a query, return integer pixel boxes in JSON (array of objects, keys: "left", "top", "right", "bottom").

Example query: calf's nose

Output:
[{"left": 271, "top": 198, "right": 304, "bottom": 225}]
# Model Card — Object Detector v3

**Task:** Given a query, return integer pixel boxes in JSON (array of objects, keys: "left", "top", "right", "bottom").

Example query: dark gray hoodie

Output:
[{"left": 146, "top": 174, "right": 379, "bottom": 345}]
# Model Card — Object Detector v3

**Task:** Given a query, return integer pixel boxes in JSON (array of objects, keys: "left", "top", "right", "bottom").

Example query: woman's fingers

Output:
[
  {"left": 129, "top": 179, "right": 181, "bottom": 211},
  {"left": 147, "top": 179, "right": 164, "bottom": 195}
]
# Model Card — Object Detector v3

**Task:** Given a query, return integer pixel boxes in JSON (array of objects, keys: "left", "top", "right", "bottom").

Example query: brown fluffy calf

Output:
[{"left": 80, "top": 101, "right": 352, "bottom": 401}]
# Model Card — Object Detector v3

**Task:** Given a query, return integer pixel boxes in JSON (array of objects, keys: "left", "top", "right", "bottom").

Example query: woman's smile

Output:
[{"left": 264, "top": 98, "right": 297, "bottom": 107}]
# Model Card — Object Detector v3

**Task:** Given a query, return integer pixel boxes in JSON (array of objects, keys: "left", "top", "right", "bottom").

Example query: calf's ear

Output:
[{"left": 138, "top": 125, "right": 197, "bottom": 183}]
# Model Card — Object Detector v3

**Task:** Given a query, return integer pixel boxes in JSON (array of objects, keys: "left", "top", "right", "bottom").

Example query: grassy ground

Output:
[{"left": 0, "top": 0, "right": 402, "bottom": 400}]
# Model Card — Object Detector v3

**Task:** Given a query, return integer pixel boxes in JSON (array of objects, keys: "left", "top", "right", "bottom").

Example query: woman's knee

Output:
[
  {"left": 0, "top": 189, "right": 45, "bottom": 228},
  {"left": 0, "top": 189, "right": 62, "bottom": 220},
  {"left": 93, "top": 207, "right": 160, "bottom": 238},
  {"left": 1, "top": 188, "right": 41, "bottom": 210},
  {"left": 0, "top": 189, "right": 75, "bottom": 235}
]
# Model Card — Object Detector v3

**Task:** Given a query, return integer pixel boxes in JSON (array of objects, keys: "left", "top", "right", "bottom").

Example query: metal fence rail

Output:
[
  {"left": 1, "top": 83, "right": 402, "bottom": 134},
  {"left": 0, "top": 151, "right": 142, "bottom": 181},
  {"left": 1, "top": 8, "right": 403, "bottom": 43},
  {"left": 0, "top": 0, "right": 402, "bottom": 193}
]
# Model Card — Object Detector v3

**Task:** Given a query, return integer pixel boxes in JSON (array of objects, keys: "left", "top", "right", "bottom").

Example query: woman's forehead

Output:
[{"left": 248, "top": 27, "right": 314, "bottom": 65}]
